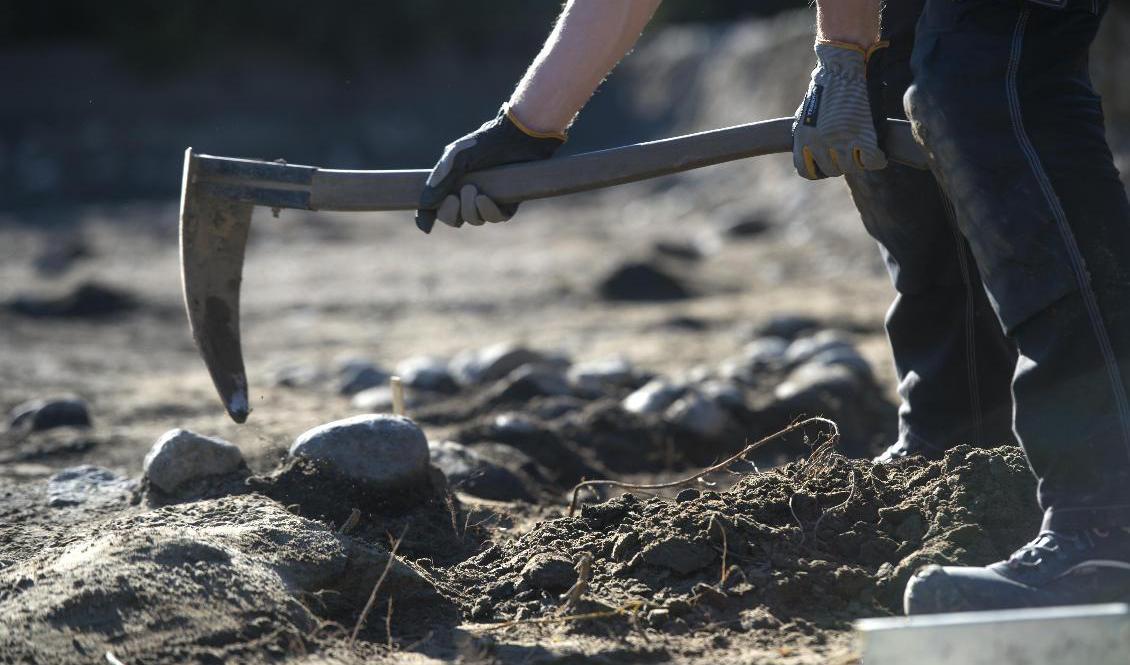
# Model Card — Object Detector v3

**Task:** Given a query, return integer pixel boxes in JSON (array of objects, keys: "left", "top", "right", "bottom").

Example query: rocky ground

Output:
[{"left": 3, "top": 7, "right": 1129, "bottom": 665}]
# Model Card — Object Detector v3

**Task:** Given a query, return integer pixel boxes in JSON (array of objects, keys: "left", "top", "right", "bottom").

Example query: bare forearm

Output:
[
  {"left": 816, "top": 0, "right": 880, "bottom": 46},
  {"left": 507, "top": 0, "right": 662, "bottom": 135}
]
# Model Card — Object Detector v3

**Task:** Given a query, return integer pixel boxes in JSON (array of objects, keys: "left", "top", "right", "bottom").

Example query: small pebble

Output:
[
  {"left": 143, "top": 429, "right": 245, "bottom": 494},
  {"left": 675, "top": 488, "right": 701, "bottom": 503},
  {"left": 337, "top": 362, "right": 390, "bottom": 396}
]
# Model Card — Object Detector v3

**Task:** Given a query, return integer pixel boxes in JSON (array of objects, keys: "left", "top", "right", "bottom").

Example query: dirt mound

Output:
[
  {"left": 246, "top": 457, "right": 493, "bottom": 566},
  {"left": 0, "top": 494, "right": 457, "bottom": 664},
  {"left": 446, "top": 445, "right": 1037, "bottom": 632}
]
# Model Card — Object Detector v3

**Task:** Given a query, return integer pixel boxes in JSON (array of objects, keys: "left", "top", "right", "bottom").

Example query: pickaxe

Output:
[{"left": 180, "top": 117, "right": 926, "bottom": 423}]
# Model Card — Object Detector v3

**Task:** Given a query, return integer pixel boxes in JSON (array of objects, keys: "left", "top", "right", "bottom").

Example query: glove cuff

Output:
[
  {"left": 503, "top": 105, "right": 568, "bottom": 142},
  {"left": 816, "top": 39, "right": 890, "bottom": 64}
]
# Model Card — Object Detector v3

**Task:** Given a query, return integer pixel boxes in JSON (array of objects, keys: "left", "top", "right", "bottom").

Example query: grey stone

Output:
[
  {"left": 490, "top": 412, "right": 542, "bottom": 436},
  {"left": 450, "top": 343, "right": 550, "bottom": 386},
  {"left": 487, "top": 366, "right": 571, "bottom": 404},
  {"left": 808, "top": 346, "right": 873, "bottom": 379},
  {"left": 428, "top": 440, "right": 531, "bottom": 501},
  {"left": 568, "top": 357, "right": 636, "bottom": 393},
  {"left": 520, "top": 553, "right": 577, "bottom": 591},
  {"left": 289, "top": 414, "right": 429, "bottom": 489},
  {"left": 784, "top": 330, "right": 856, "bottom": 367},
  {"left": 8, "top": 396, "right": 91, "bottom": 432},
  {"left": 46, "top": 465, "right": 136, "bottom": 508},
  {"left": 743, "top": 336, "right": 790, "bottom": 365},
  {"left": 144, "top": 429, "right": 245, "bottom": 494},
  {"left": 721, "top": 215, "right": 770, "bottom": 238},
  {"left": 395, "top": 356, "right": 457, "bottom": 393},
  {"left": 664, "top": 390, "right": 731, "bottom": 439},
  {"left": 718, "top": 337, "right": 788, "bottom": 383},
  {"left": 622, "top": 378, "right": 687, "bottom": 415},
  {"left": 754, "top": 315, "right": 822, "bottom": 341},
  {"left": 267, "top": 363, "right": 322, "bottom": 389},
  {"left": 337, "top": 362, "right": 390, "bottom": 396},
  {"left": 775, "top": 363, "right": 861, "bottom": 402},
  {"left": 697, "top": 379, "right": 746, "bottom": 410},
  {"left": 598, "top": 261, "right": 692, "bottom": 302},
  {"left": 653, "top": 239, "right": 705, "bottom": 262}
]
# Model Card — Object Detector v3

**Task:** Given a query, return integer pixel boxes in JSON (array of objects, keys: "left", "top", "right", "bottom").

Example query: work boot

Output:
[{"left": 904, "top": 527, "right": 1130, "bottom": 614}]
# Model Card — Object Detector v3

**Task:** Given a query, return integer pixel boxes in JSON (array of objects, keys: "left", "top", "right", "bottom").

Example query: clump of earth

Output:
[{"left": 447, "top": 444, "right": 1037, "bottom": 633}]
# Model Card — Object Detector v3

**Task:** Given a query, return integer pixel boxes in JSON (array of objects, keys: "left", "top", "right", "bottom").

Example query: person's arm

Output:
[
  {"left": 792, "top": 0, "right": 887, "bottom": 180},
  {"left": 507, "top": 0, "right": 662, "bottom": 136},
  {"left": 416, "top": 0, "right": 661, "bottom": 233},
  {"left": 817, "top": 0, "right": 879, "bottom": 47}
]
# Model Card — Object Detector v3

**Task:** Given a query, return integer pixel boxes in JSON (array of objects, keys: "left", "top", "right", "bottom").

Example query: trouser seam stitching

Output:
[
  {"left": 1005, "top": 6, "right": 1130, "bottom": 460},
  {"left": 937, "top": 181, "right": 984, "bottom": 444}
]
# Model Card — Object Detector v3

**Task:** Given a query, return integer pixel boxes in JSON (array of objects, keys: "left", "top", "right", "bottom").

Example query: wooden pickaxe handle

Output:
[
  {"left": 188, "top": 117, "right": 925, "bottom": 213},
  {"left": 180, "top": 116, "right": 926, "bottom": 424}
]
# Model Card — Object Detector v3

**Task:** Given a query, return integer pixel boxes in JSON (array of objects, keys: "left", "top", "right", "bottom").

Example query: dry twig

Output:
[
  {"left": 385, "top": 598, "right": 395, "bottom": 650},
  {"left": 558, "top": 553, "right": 593, "bottom": 614},
  {"left": 708, "top": 514, "right": 729, "bottom": 587},
  {"left": 350, "top": 527, "right": 407, "bottom": 644},
  {"left": 568, "top": 417, "right": 840, "bottom": 516},
  {"left": 337, "top": 507, "right": 361, "bottom": 535}
]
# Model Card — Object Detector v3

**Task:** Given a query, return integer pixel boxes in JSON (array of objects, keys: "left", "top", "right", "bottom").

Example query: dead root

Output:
[{"left": 568, "top": 417, "right": 841, "bottom": 516}]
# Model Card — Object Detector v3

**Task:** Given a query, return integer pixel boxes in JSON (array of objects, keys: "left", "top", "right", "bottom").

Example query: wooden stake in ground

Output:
[{"left": 390, "top": 376, "right": 405, "bottom": 416}]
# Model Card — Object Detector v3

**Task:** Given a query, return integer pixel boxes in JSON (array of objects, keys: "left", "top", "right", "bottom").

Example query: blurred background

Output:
[
  {"left": 2, "top": 1, "right": 1129, "bottom": 473},
  {"left": 1, "top": 0, "right": 810, "bottom": 208}
]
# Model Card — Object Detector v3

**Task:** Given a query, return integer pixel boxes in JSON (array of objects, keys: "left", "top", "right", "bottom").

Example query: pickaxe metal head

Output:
[{"left": 180, "top": 148, "right": 255, "bottom": 423}]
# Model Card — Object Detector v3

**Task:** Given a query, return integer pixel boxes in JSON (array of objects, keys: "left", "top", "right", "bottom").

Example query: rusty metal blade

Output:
[{"left": 180, "top": 148, "right": 254, "bottom": 423}]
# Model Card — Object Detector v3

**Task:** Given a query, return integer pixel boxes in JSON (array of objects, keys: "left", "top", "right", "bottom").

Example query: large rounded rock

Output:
[
  {"left": 143, "top": 429, "right": 245, "bottom": 494},
  {"left": 8, "top": 396, "right": 91, "bottom": 432},
  {"left": 288, "top": 414, "right": 429, "bottom": 489}
]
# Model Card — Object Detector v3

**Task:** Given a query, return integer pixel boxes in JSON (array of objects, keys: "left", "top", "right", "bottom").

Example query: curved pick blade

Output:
[{"left": 179, "top": 148, "right": 254, "bottom": 423}]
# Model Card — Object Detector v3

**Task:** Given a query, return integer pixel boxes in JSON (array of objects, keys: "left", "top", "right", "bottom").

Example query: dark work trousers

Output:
[
  {"left": 845, "top": 0, "right": 1018, "bottom": 458},
  {"left": 852, "top": 0, "right": 1130, "bottom": 529}
]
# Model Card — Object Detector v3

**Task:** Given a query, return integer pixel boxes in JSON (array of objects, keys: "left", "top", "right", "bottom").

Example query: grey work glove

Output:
[
  {"left": 416, "top": 107, "right": 565, "bottom": 233},
  {"left": 792, "top": 40, "right": 888, "bottom": 180}
]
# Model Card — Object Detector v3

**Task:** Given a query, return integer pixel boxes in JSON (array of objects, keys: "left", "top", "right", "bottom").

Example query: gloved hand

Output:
[
  {"left": 416, "top": 107, "right": 565, "bottom": 233},
  {"left": 792, "top": 40, "right": 888, "bottom": 180}
]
